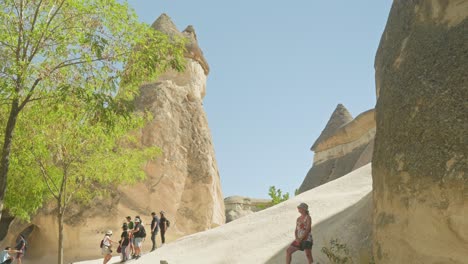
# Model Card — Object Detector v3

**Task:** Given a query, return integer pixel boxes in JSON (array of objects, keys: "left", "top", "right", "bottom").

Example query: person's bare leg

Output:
[
  {"left": 16, "top": 257, "right": 22, "bottom": 264},
  {"left": 103, "top": 254, "right": 111, "bottom": 264},
  {"left": 286, "top": 246, "right": 298, "bottom": 264},
  {"left": 305, "top": 249, "right": 313, "bottom": 264}
]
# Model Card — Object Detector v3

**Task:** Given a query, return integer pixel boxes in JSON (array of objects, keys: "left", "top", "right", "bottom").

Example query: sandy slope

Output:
[{"left": 77, "top": 164, "right": 372, "bottom": 264}]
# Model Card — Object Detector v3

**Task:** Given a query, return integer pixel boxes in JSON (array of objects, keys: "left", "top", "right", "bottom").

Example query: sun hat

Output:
[
  {"left": 135, "top": 218, "right": 141, "bottom": 223},
  {"left": 106, "top": 230, "right": 113, "bottom": 235},
  {"left": 297, "top": 203, "right": 309, "bottom": 210},
  {"left": 160, "top": 211, "right": 165, "bottom": 214}
]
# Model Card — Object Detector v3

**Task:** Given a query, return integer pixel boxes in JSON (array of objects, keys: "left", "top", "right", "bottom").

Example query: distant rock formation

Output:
[
  {"left": 372, "top": 1, "right": 468, "bottom": 263},
  {"left": 298, "top": 104, "right": 375, "bottom": 193},
  {"left": 0, "top": 14, "right": 225, "bottom": 264},
  {"left": 224, "top": 196, "right": 271, "bottom": 223}
]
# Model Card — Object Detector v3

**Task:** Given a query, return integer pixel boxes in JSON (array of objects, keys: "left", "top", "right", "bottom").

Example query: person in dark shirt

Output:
[
  {"left": 150, "top": 212, "right": 160, "bottom": 252},
  {"left": 159, "top": 211, "right": 168, "bottom": 245},
  {"left": 120, "top": 224, "right": 130, "bottom": 262},
  {"left": 131, "top": 217, "right": 144, "bottom": 259}
]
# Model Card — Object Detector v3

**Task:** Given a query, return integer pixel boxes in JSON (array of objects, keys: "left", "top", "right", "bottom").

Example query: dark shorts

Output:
[{"left": 293, "top": 240, "right": 312, "bottom": 251}]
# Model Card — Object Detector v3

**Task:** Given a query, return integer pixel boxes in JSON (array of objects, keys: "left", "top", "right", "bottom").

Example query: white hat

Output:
[
  {"left": 135, "top": 218, "right": 141, "bottom": 223},
  {"left": 106, "top": 230, "right": 113, "bottom": 235}
]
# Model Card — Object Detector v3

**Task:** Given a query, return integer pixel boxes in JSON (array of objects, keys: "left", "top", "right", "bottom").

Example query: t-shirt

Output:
[
  {"left": 127, "top": 221, "right": 134, "bottom": 230},
  {"left": 103, "top": 235, "right": 111, "bottom": 247},
  {"left": 121, "top": 231, "right": 129, "bottom": 246},
  {"left": 133, "top": 223, "right": 142, "bottom": 237},
  {"left": 0, "top": 250, "right": 12, "bottom": 262},
  {"left": 159, "top": 216, "right": 167, "bottom": 229},
  {"left": 151, "top": 216, "right": 160, "bottom": 232}
]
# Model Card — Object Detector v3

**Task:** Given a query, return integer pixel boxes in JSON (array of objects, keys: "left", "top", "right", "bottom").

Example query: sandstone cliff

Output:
[
  {"left": 298, "top": 104, "right": 375, "bottom": 193},
  {"left": 0, "top": 14, "right": 225, "bottom": 264},
  {"left": 372, "top": 1, "right": 468, "bottom": 263}
]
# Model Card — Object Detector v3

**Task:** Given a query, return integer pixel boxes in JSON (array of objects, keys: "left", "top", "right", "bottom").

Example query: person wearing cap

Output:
[
  {"left": 131, "top": 217, "right": 144, "bottom": 259},
  {"left": 159, "top": 211, "right": 168, "bottom": 245},
  {"left": 102, "top": 230, "right": 116, "bottom": 264},
  {"left": 150, "top": 212, "right": 160, "bottom": 251},
  {"left": 286, "top": 202, "right": 314, "bottom": 264}
]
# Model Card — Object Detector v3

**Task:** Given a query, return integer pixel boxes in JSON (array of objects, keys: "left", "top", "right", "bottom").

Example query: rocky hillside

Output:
[
  {"left": 0, "top": 14, "right": 225, "bottom": 264},
  {"left": 298, "top": 104, "right": 375, "bottom": 193},
  {"left": 372, "top": 1, "right": 467, "bottom": 263}
]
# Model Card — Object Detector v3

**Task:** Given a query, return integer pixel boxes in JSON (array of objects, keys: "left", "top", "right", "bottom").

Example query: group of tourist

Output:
[
  {"left": 0, "top": 234, "right": 26, "bottom": 264},
  {"left": 101, "top": 211, "right": 169, "bottom": 264},
  {"left": 100, "top": 203, "right": 312, "bottom": 264}
]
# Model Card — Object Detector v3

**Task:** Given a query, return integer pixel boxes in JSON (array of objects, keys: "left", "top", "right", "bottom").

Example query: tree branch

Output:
[
  {"left": 17, "top": 77, "right": 42, "bottom": 111},
  {"left": 37, "top": 159, "right": 59, "bottom": 200}
]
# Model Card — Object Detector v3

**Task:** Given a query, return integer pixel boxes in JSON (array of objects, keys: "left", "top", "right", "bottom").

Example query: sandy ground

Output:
[{"left": 76, "top": 164, "right": 372, "bottom": 264}]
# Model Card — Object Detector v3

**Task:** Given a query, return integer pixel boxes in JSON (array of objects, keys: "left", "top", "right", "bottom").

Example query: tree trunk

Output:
[
  {"left": 58, "top": 210, "right": 64, "bottom": 264},
  {"left": 0, "top": 100, "right": 20, "bottom": 220}
]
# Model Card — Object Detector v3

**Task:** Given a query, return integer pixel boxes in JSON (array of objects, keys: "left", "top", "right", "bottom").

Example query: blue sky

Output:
[{"left": 128, "top": 1, "right": 393, "bottom": 199}]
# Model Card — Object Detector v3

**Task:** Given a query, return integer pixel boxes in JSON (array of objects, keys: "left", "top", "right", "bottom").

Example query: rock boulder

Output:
[{"left": 372, "top": 1, "right": 468, "bottom": 263}]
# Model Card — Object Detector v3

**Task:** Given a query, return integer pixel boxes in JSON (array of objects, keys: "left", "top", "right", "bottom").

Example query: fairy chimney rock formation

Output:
[
  {"left": 311, "top": 104, "right": 353, "bottom": 151},
  {"left": 298, "top": 105, "right": 375, "bottom": 193},
  {"left": 135, "top": 14, "right": 225, "bottom": 234},
  {"left": 372, "top": 1, "right": 468, "bottom": 263}
]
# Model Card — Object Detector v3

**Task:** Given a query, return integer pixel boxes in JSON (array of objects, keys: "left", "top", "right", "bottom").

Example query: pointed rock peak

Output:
[
  {"left": 311, "top": 104, "right": 353, "bottom": 151},
  {"left": 183, "top": 25, "right": 197, "bottom": 40},
  {"left": 151, "top": 13, "right": 182, "bottom": 37}
]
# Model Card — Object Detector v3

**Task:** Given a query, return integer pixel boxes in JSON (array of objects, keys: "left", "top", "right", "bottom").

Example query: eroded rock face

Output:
[
  {"left": 0, "top": 14, "right": 225, "bottom": 264},
  {"left": 134, "top": 14, "right": 224, "bottom": 235},
  {"left": 373, "top": 1, "right": 468, "bottom": 263},
  {"left": 224, "top": 196, "right": 271, "bottom": 223},
  {"left": 298, "top": 105, "right": 375, "bottom": 193}
]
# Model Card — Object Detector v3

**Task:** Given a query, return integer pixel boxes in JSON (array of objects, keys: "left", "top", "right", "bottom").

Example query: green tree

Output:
[
  {"left": 0, "top": 0, "right": 185, "bottom": 221},
  {"left": 268, "top": 186, "right": 290, "bottom": 205},
  {"left": 6, "top": 97, "right": 160, "bottom": 264}
]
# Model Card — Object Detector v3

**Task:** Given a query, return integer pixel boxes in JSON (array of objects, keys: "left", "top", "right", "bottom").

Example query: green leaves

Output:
[
  {"left": 268, "top": 185, "right": 290, "bottom": 205},
  {"left": 1, "top": 0, "right": 185, "bottom": 220}
]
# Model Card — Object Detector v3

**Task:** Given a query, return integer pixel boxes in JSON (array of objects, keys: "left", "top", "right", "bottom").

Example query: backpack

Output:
[
  {"left": 100, "top": 239, "right": 104, "bottom": 248},
  {"left": 166, "top": 219, "right": 170, "bottom": 228}
]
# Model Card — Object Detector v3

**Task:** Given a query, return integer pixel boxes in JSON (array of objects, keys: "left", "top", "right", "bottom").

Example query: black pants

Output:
[
  {"left": 151, "top": 231, "right": 158, "bottom": 250},
  {"left": 160, "top": 229, "right": 166, "bottom": 244}
]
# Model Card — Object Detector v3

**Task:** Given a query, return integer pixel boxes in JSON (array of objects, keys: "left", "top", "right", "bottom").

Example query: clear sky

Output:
[{"left": 128, "top": 1, "right": 393, "bottom": 199}]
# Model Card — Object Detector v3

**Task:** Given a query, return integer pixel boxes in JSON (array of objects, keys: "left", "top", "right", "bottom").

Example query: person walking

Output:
[
  {"left": 159, "top": 211, "right": 168, "bottom": 245},
  {"left": 102, "top": 230, "right": 116, "bottom": 264},
  {"left": 286, "top": 203, "right": 313, "bottom": 264},
  {"left": 132, "top": 217, "right": 145, "bottom": 259},
  {"left": 14, "top": 234, "right": 26, "bottom": 264},
  {"left": 150, "top": 212, "right": 160, "bottom": 252},
  {"left": 120, "top": 224, "right": 130, "bottom": 262},
  {"left": 125, "top": 216, "right": 135, "bottom": 258},
  {"left": 0, "top": 247, "right": 21, "bottom": 264}
]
